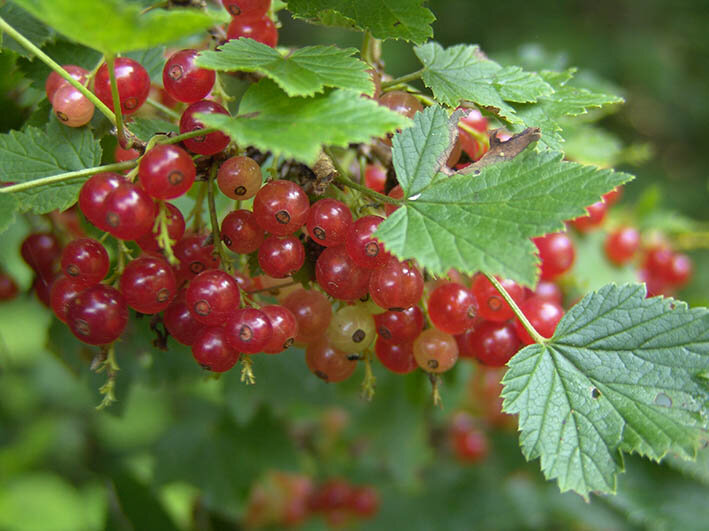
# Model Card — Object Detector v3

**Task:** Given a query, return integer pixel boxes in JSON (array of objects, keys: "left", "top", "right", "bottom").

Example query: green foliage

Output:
[
  {"left": 16, "top": 39, "right": 102, "bottom": 89},
  {"left": 197, "top": 39, "right": 374, "bottom": 97},
  {"left": 503, "top": 283, "right": 709, "bottom": 498},
  {"left": 286, "top": 0, "right": 435, "bottom": 44},
  {"left": 129, "top": 117, "right": 179, "bottom": 142},
  {"left": 0, "top": 3, "right": 53, "bottom": 57},
  {"left": 199, "top": 80, "right": 411, "bottom": 164}
]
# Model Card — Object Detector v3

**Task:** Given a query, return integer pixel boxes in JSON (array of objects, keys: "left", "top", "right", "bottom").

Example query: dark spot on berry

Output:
[
  {"left": 315, "top": 369, "right": 329, "bottom": 381},
  {"left": 169, "top": 64, "right": 184, "bottom": 81},
  {"left": 234, "top": 185, "right": 247, "bottom": 196},
  {"left": 352, "top": 329, "right": 366, "bottom": 343},
  {"left": 487, "top": 296, "right": 502, "bottom": 311},
  {"left": 222, "top": 235, "right": 232, "bottom": 247},
  {"left": 283, "top": 338, "right": 294, "bottom": 349},
  {"left": 275, "top": 210, "right": 291, "bottom": 224},
  {"left": 239, "top": 325, "right": 253, "bottom": 342},
  {"left": 56, "top": 111, "right": 69, "bottom": 122},
  {"left": 359, "top": 293, "right": 370, "bottom": 303},
  {"left": 194, "top": 300, "right": 210, "bottom": 316},
  {"left": 313, "top": 226, "right": 326, "bottom": 241},
  {"left": 124, "top": 97, "right": 138, "bottom": 111},
  {"left": 156, "top": 288, "right": 170, "bottom": 303},
  {"left": 427, "top": 359, "right": 439, "bottom": 369},
  {"left": 74, "top": 319, "right": 90, "bottom": 336},
  {"left": 168, "top": 170, "right": 184, "bottom": 185},
  {"left": 364, "top": 241, "right": 379, "bottom": 257},
  {"left": 377, "top": 326, "right": 392, "bottom": 340},
  {"left": 389, "top": 307, "right": 405, "bottom": 312},
  {"left": 189, "top": 261, "right": 205, "bottom": 274},
  {"left": 106, "top": 212, "right": 120, "bottom": 228},
  {"left": 66, "top": 264, "right": 80, "bottom": 277},
  {"left": 227, "top": 5, "right": 241, "bottom": 15}
]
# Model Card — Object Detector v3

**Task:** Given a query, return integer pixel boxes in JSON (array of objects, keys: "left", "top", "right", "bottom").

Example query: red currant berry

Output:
[
  {"left": 45, "top": 65, "right": 88, "bottom": 103},
  {"left": 470, "top": 274, "right": 524, "bottom": 322},
  {"left": 227, "top": 15, "right": 278, "bottom": 48},
  {"left": 114, "top": 144, "right": 139, "bottom": 163},
  {"left": 21, "top": 232, "right": 61, "bottom": 277},
  {"left": 364, "top": 164, "right": 386, "bottom": 193},
  {"left": 315, "top": 245, "right": 371, "bottom": 301},
  {"left": 345, "top": 215, "right": 389, "bottom": 270},
  {"left": 49, "top": 275, "right": 85, "bottom": 322},
  {"left": 94, "top": 57, "right": 150, "bottom": 115},
  {"left": 455, "top": 329, "right": 476, "bottom": 359},
  {"left": 374, "top": 338, "right": 416, "bottom": 374},
  {"left": 644, "top": 245, "right": 673, "bottom": 277},
  {"left": 179, "top": 100, "right": 231, "bottom": 156},
  {"left": 261, "top": 304, "right": 298, "bottom": 353},
  {"left": 0, "top": 272, "right": 19, "bottom": 301},
  {"left": 665, "top": 253, "right": 692, "bottom": 287},
  {"left": 191, "top": 326, "right": 240, "bottom": 372},
  {"left": 458, "top": 108, "right": 489, "bottom": 161},
  {"left": 514, "top": 296, "right": 564, "bottom": 345},
  {"left": 384, "top": 185, "right": 404, "bottom": 216},
  {"left": 258, "top": 235, "right": 305, "bottom": 278},
  {"left": 533, "top": 280, "right": 563, "bottom": 305},
  {"left": 162, "top": 49, "right": 216, "bottom": 104},
  {"left": 569, "top": 200, "right": 608, "bottom": 232},
  {"left": 306, "top": 198, "right": 353, "bottom": 247},
  {"left": 139, "top": 144, "right": 196, "bottom": 200},
  {"left": 79, "top": 172, "right": 124, "bottom": 231},
  {"left": 428, "top": 282, "right": 478, "bottom": 335},
  {"left": 534, "top": 232, "right": 575, "bottom": 281},
  {"left": 52, "top": 84, "right": 94, "bottom": 127},
  {"left": 327, "top": 305, "right": 376, "bottom": 352},
  {"left": 185, "top": 269, "right": 241, "bottom": 325},
  {"left": 605, "top": 227, "right": 640, "bottom": 265},
  {"left": 374, "top": 306, "right": 424, "bottom": 343},
  {"left": 282, "top": 288, "right": 331, "bottom": 344},
  {"left": 61, "top": 238, "right": 109, "bottom": 285},
  {"left": 225, "top": 307, "right": 273, "bottom": 353},
  {"left": 103, "top": 182, "right": 156, "bottom": 240},
  {"left": 221, "top": 209, "right": 265, "bottom": 254},
  {"left": 368, "top": 257, "right": 424, "bottom": 310},
  {"left": 348, "top": 487, "right": 379, "bottom": 518},
  {"left": 452, "top": 425, "right": 488, "bottom": 463},
  {"left": 33, "top": 273, "right": 57, "bottom": 307},
  {"left": 306, "top": 337, "right": 357, "bottom": 382},
  {"left": 67, "top": 284, "right": 129, "bottom": 345},
  {"left": 175, "top": 234, "right": 219, "bottom": 280},
  {"left": 136, "top": 202, "right": 186, "bottom": 255},
  {"left": 468, "top": 320, "right": 521, "bottom": 367},
  {"left": 217, "top": 156, "right": 262, "bottom": 200},
  {"left": 603, "top": 186, "right": 623, "bottom": 206},
  {"left": 120, "top": 256, "right": 177, "bottom": 314},
  {"left": 378, "top": 91, "right": 422, "bottom": 119},
  {"left": 164, "top": 297, "right": 204, "bottom": 346},
  {"left": 253, "top": 180, "right": 310, "bottom": 236},
  {"left": 413, "top": 328, "right": 459, "bottom": 373},
  {"left": 222, "top": 0, "right": 270, "bottom": 17}
]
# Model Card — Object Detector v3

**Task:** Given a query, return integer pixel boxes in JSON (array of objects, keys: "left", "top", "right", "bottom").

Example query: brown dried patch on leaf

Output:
[{"left": 458, "top": 127, "right": 541, "bottom": 175}]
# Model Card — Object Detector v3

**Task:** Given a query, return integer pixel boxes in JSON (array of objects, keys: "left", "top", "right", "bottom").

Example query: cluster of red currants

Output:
[{"left": 222, "top": 0, "right": 278, "bottom": 48}]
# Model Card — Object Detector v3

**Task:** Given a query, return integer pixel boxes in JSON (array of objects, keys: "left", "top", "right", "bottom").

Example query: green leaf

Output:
[
  {"left": 0, "top": 118, "right": 102, "bottom": 214},
  {"left": 198, "top": 79, "right": 411, "bottom": 165},
  {"left": 10, "top": 0, "right": 226, "bottom": 54},
  {"left": 0, "top": 194, "right": 18, "bottom": 236},
  {"left": 512, "top": 69, "right": 624, "bottom": 151},
  {"left": 502, "top": 283, "right": 709, "bottom": 498},
  {"left": 197, "top": 39, "right": 373, "bottom": 97},
  {"left": 414, "top": 43, "right": 553, "bottom": 122},
  {"left": 375, "top": 123, "right": 631, "bottom": 285},
  {"left": 126, "top": 46, "right": 166, "bottom": 82},
  {"left": 286, "top": 0, "right": 435, "bottom": 44},
  {"left": 0, "top": 3, "right": 53, "bottom": 58},
  {"left": 129, "top": 117, "right": 178, "bottom": 142}
]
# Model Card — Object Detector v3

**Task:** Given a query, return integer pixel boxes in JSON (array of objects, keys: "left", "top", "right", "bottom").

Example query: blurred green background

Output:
[{"left": 2, "top": 1, "right": 709, "bottom": 530}]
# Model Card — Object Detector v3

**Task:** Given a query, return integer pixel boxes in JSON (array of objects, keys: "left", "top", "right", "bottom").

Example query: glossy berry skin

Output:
[
  {"left": 345, "top": 215, "right": 389, "bottom": 270},
  {"left": 369, "top": 257, "right": 424, "bottom": 310},
  {"left": 45, "top": 65, "right": 88, "bottom": 103},
  {"left": 162, "top": 49, "right": 215, "bottom": 104},
  {"left": 533, "top": 280, "right": 563, "bottom": 305},
  {"left": 455, "top": 329, "right": 476, "bottom": 359},
  {"left": 374, "top": 306, "right": 424, "bottom": 343},
  {"left": 470, "top": 274, "right": 524, "bottom": 322},
  {"left": 452, "top": 426, "right": 488, "bottom": 463},
  {"left": 67, "top": 284, "right": 129, "bottom": 345},
  {"left": 428, "top": 282, "right": 479, "bottom": 335},
  {"left": 261, "top": 304, "right": 298, "bottom": 353},
  {"left": 94, "top": 57, "right": 150, "bottom": 115},
  {"left": 103, "top": 183, "right": 156, "bottom": 240},
  {"left": 327, "top": 305, "right": 376, "bottom": 352},
  {"left": 221, "top": 209, "right": 265, "bottom": 254},
  {"left": 514, "top": 296, "right": 564, "bottom": 345},
  {"left": 569, "top": 200, "right": 608, "bottom": 232},
  {"left": 315, "top": 245, "right": 370, "bottom": 301},
  {"left": 222, "top": 0, "right": 270, "bottom": 17},
  {"left": 253, "top": 180, "right": 310, "bottom": 236},
  {"left": 0, "top": 272, "right": 19, "bottom": 301},
  {"left": 306, "top": 337, "right": 357, "bottom": 382},
  {"left": 79, "top": 172, "right": 124, "bottom": 231},
  {"left": 374, "top": 339, "right": 417, "bottom": 374},
  {"left": 52, "top": 84, "right": 94, "bottom": 127},
  {"left": 179, "top": 100, "right": 231, "bottom": 156},
  {"left": 175, "top": 234, "right": 219, "bottom": 281},
  {"left": 164, "top": 297, "right": 204, "bottom": 346},
  {"left": 226, "top": 307, "right": 273, "bottom": 353},
  {"left": 21, "top": 232, "right": 61, "bottom": 277},
  {"left": 603, "top": 187, "right": 623, "bottom": 206},
  {"left": 378, "top": 91, "right": 423, "bottom": 119},
  {"left": 185, "top": 269, "right": 240, "bottom": 326},
  {"left": 120, "top": 256, "right": 177, "bottom": 314},
  {"left": 534, "top": 232, "right": 575, "bottom": 281},
  {"left": 136, "top": 202, "right": 186, "bottom": 255},
  {"left": 364, "top": 164, "right": 386, "bottom": 194},
  {"left": 258, "top": 235, "right": 305, "bottom": 278},
  {"left": 605, "top": 227, "right": 640, "bottom": 265},
  {"left": 217, "top": 156, "right": 262, "bottom": 200},
  {"left": 348, "top": 487, "right": 380, "bottom": 518},
  {"left": 282, "top": 288, "right": 331, "bottom": 344},
  {"left": 468, "top": 320, "right": 521, "bottom": 367},
  {"left": 114, "top": 144, "right": 140, "bottom": 163},
  {"left": 413, "top": 328, "right": 459, "bottom": 373},
  {"left": 644, "top": 246, "right": 673, "bottom": 277},
  {"left": 227, "top": 15, "right": 278, "bottom": 48},
  {"left": 665, "top": 253, "right": 693, "bottom": 287},
  {"left": 49, "top": 275, "right": 85, "bottom": 322},
  {"left": 191, "top": 327, "right": 240, "bottom": 372},
  {"left": 61, "top": 238, "right": 109, "bottom": 286},
  {"left": 306, "top": 198, "right": 353, "bottom": 247},
  {"left": 139, "top": 144, "right": 196, "bottom": 200}
]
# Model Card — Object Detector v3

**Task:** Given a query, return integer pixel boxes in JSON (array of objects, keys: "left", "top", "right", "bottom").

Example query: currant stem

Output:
[
  {"left": 155, "top": 201, "right": 179, "bottom": 265},
  {"left": 361, "top": 350, "right": 376, "bottom": 401},
  {"left": 240, "top": 354, "right": 255, "bottom": 385},
  {"left": 0, "top": 161, "right": 137, "bottom": 194},
  {"left": 158, "top": 127, "right": 219, "bottom": 146},
  {"left": 95, "top": 344, "right": 120, "bottom": 410},
  {"left": 324, "top": 147, "right": 400, "bottom": 205},
  {"left": 381, "top": 69, "right": 425, "bottom": 89},
  {"left": 105, "top": 54, "right": 128, "bottom": 147},
  {"left": 145, "top": 97, "right": 181, "bottom": 120},
  {"left": 484, "top": 272, "right": 546, "bottom": 345},
  {"left": 429, "top": 373, "right": 443, "bottom": 408},
  {"left": 207, "top": 161, "right": 232, "bottom": 273},
  {"left": 0, "top": 16, "right": 116, "bottom": 124},
  {"left": 458, "top": 121, "right": 490, "bottom": 149}
]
